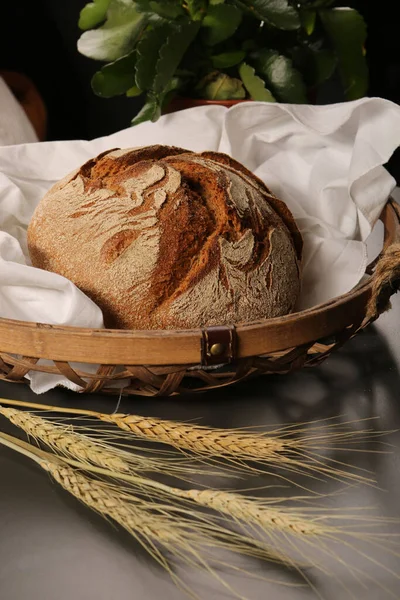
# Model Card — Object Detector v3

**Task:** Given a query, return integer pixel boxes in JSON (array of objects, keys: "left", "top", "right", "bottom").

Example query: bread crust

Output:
[{"left": 28, "top": 145, "right": 302, "bottom": 329}]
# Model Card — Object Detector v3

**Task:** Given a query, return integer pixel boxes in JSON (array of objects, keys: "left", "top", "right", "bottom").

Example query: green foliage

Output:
[
  {"left": 238, "top": 63, "right": 275, "bottom": 102},
  {"left": 196, "top": 71, "right": 246, "bottom": 100},
  {"left": 211, "top": 50, "right": 246, "bottom": 69},
  {"left": 233, "top": 0, "right": 300, "bottom": 30},
  {"left": 201, "top": 4, "right": 242, "bottom": 45},
  {"left": 77, "top": 0, "right": 370, "bottom": 124},
  {"left": 77, "top": 0, "right": 146, "bottom": 61},
  {"left": 91, "top": 51, "right": 136, "bottom": 97},
  {"left": 319, "top": 8, "right": 368, "bottom": 101},
  {"left": 254, "top": 49, "right": 307, "bottom": 103},
  {"left": 131, "top": 95, "right": 161, "bottom": 124},
  {"left": 79, "top": 0, "right": 111, "bottom": 30}
]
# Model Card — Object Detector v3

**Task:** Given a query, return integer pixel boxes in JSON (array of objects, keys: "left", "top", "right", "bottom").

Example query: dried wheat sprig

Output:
[
  {"left": 1, "top": 430, "right": 399, "bottom": 599},
  {"left": 0, "top": 405, "right": 336, "bottom": 539},
  {"left": 0, "top": 431, "right": 305, "bottom": 599},
  {"left": 98, "top": 413, "right": 380, "bottom": 485},
  {"left": 0, "top": 406, "right": 129, "bottom": 473},
  {"left": 0, "top": 397, "right": 381, "bottom": 486},
  {"left": 0, "top": 406, "right": 225, "bottom": 482}
]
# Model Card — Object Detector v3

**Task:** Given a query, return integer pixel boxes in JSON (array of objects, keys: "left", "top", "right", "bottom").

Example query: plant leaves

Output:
[
  {"left": 310, "top": 48, "right": 337, "bottom": 86},
  {"left": 91, "top": 51, "right": 137, "bottom": 97},
  {"left": 196, "top": 71, "right": 246, "bottom": 100},
  {"left": 131, "top": 96, "right": 161, "bottom": 125},
  {"left": 77, "top": 0, "right": 146, "bottom": 62},
  {"left": 234, "top": 0, "right": 300, "bottom": 30},
  {"left": 79, "top": 0, "right": 111, "bottom": 30},
  {"left": 126, "top": 84, "right": 142, "bottom": 97},
  {"left": 185, "top": 0, "right": 207, "bottom": 20},
  {"left": 291, "top": 42, "right": 337, "bottom": 88},
  {"left": 153, "top": 21, "right": 201, "bottom": 95},
  {"left": 135, "top": 0, "right": 185, "bottom": 19},
  {"left": 255, "top": 49, "right": 307, "bottom": 103},
  {"left": 212, "top": 50, "right": 246, "bottom": 69},
  {"left": 300, "top": 9, "right": 316, "bottom": 35},
  {"left": 135, "top": 23, "right": 173, "bottom": 91},
  {"left": 202, "top": 4, "right": 242, "bottom": 46},
  {"left": 319, "top": 7, "right": 368, "bottom": 101},
  {"left": 239, "top": 62, "right": 276, "bottom": 102}
]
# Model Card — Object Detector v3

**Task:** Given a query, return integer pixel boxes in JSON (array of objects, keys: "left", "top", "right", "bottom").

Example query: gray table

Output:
[{"left": 1, "top": 295, "right": 400, "bottom": 600}]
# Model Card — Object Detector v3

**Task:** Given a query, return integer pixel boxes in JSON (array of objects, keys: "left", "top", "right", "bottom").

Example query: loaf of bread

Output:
[{"left": 28, "top": 145, "right": 302, "bottom": 330}]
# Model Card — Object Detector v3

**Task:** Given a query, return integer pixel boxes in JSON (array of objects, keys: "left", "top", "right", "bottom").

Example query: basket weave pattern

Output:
[{"left": 1, "top": 201, "right": 399, "bottom": 397}]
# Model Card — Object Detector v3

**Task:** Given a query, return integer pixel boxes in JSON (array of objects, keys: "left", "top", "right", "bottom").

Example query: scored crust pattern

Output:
[{"left": 28, "top": 145, "right": 302, "bottom": 329}]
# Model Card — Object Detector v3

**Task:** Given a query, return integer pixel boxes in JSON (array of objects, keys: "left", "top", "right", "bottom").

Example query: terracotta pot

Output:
[
  {"left": 163, "top": 96, "right": 251, "bottom": 115},
  {"left": 0, "top": 70, "right": 47, "bottom": 141}
]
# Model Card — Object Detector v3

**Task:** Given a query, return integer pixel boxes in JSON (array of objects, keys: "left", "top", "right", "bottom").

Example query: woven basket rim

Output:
[{"left": 0, "top": 199, "right": 398, "bottom": 366}]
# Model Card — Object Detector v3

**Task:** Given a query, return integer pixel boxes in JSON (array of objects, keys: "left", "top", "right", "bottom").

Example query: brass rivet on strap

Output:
[{"left": 209, "top": 343, "right": 225, "bottom": 356}]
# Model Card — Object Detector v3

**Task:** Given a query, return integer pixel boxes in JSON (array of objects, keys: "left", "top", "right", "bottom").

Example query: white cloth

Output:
[
  {"left": 0, "top": 77, "right": 38, "bottom": 146},
  {"left": 0, "top": 97, "right": 399, "bottom": 393}
]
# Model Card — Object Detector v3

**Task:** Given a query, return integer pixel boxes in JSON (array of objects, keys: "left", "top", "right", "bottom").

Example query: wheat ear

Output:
[
  {"left": 99, "top": 412, "right": 377, "bottom": 484},
  {"left": 0, "top": 406, "right": 227, "bottom": 481},
  {"left": 0, "top": 406, "right": 129, "bottom": 473},
  {"left": 0, "top": 431, "right": 304, "bottom": 598},
  {"left": 0, "top": 397, "right": 382, "bottom": 485},
  {"left": 0, "top": 406, "right": 333, "bottom": 538}
]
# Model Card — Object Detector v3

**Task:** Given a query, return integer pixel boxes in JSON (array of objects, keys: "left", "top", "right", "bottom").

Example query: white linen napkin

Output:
[{"left": 0, "top": 97, "right": 399, "bottom": 393}]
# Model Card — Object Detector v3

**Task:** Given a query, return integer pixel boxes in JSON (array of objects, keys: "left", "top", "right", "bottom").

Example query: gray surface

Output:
[{"left": 1, "top": 304, "right": 400, "bottom": 599}]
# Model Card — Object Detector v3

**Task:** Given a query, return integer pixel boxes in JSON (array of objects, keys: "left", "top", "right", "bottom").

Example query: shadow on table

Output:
[{"left": 1, "top": 324, "right": 400, "bottom": 598}]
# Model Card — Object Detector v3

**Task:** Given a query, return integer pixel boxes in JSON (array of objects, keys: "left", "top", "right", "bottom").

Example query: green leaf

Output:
[
  {"left": 135, "top": 23, "right": 172, "bottom": 91},
  {"left": 77, "top": 0, "right": 146, "bottom": 62},
  {"left": 300, "top": 9, "right": 316, "bottom": 35},
  {"left": 126, "top": 84, "right": 142, "bottom": 97},
  {"left": 79, "top": 0, "right": 111, "bottom": 30},
  {"left": 135, "top": 0, "right": 185, "bottom": 19},
  {"left": 291, "top": 43, "right": 337, "bottom": 88},
  {"left": 196, "top": 71, "right": 246, "bottom": 100},
  {"left": 255, "top": 49, "right": 307, "bottom": 103},
  {"left": 239, "top": 62, "right": 276, "bottom": 102},
  {"left": 185, "top": 0, "right": 207, "bottom": 20},
  {"left": 131, "top": 96, "right": 161, "bottom": 125},
  {"left": 210, "top": 0, "right": 225, "bottom": 4},
  {"left": 202, "top": 4, "right": 242, "bottom": 46},
  {"left": 212, "top": 50, "right": 246, "bottom": 69},
  {"left": 91, "top": 51, "right": 136, "bottom": 97},
  {"left": 234, "top": 0, "right": 300, "bottom": 31},
  {"left": 319, "top": 8, "right": 368, "bottom": 101},
  {"left": 153, "top": 21, "right": 201, "bottom": 95},
  {"left": 310, "top": 48, "right": 337, "bottom": 86},
  {"left": 160, "top": 76, "right": 184, "bottom": 109}
]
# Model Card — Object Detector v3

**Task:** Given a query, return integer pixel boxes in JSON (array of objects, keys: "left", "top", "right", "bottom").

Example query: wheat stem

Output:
[
  {"left": 0, "top": 406, "right": 129, "bottom": 473},
  {"left": 0, "top": 397, "right": 377, "bottom": 485},
  {"left": 0, "top": 431, "right": 302, "bottom": 597},
  {"left": 0, "top": 404, "right": 328, "bottom": 538}
]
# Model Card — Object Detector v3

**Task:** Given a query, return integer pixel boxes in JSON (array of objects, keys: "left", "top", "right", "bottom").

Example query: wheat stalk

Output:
[
  {"left": 99, "top": 413, "right": 379, "bottom": 484},
  {"left": 0, "top": 406, "right": 130, "bottom": 473},
  {"left": 0, "top": 405, "right": 224, "bottom": 481},
  {"left": 0, "top": 397, "right": 381, "bottom": 486},
  {"left": 0, "top": 406, "right": 383, "bottom": 545},
  {"left": 0, "top": 405, "right": 333, "bottom": 538},
  {"left": 0, "top": 427, "right": 399, "bottom": 599},
  {"left": 0, "top": 431, "right": 305, "bottom": 598}
]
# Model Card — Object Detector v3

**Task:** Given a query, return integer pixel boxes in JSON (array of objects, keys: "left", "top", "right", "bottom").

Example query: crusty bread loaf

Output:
[{"left": 28, "top": 145, "right": 302, "bottom": 330}]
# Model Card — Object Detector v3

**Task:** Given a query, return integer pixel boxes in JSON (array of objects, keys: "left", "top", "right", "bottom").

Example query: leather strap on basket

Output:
[{"left": 201, "top": 325, "right": 237, "bottom": 366}]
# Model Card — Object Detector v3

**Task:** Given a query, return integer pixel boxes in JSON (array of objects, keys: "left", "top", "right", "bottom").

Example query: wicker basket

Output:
[{"left": 0, "top": 199, "right": 399, "bottom": 397}]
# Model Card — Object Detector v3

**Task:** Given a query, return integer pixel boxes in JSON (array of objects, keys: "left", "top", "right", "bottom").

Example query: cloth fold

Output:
[{"left": 0, "top": 97, "right": 399, "bottom": 393}]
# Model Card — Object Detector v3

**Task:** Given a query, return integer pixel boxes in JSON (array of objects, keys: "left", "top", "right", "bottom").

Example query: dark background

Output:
[{"left": 0, "top": 1, "right": 399, "bottom": 174}]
